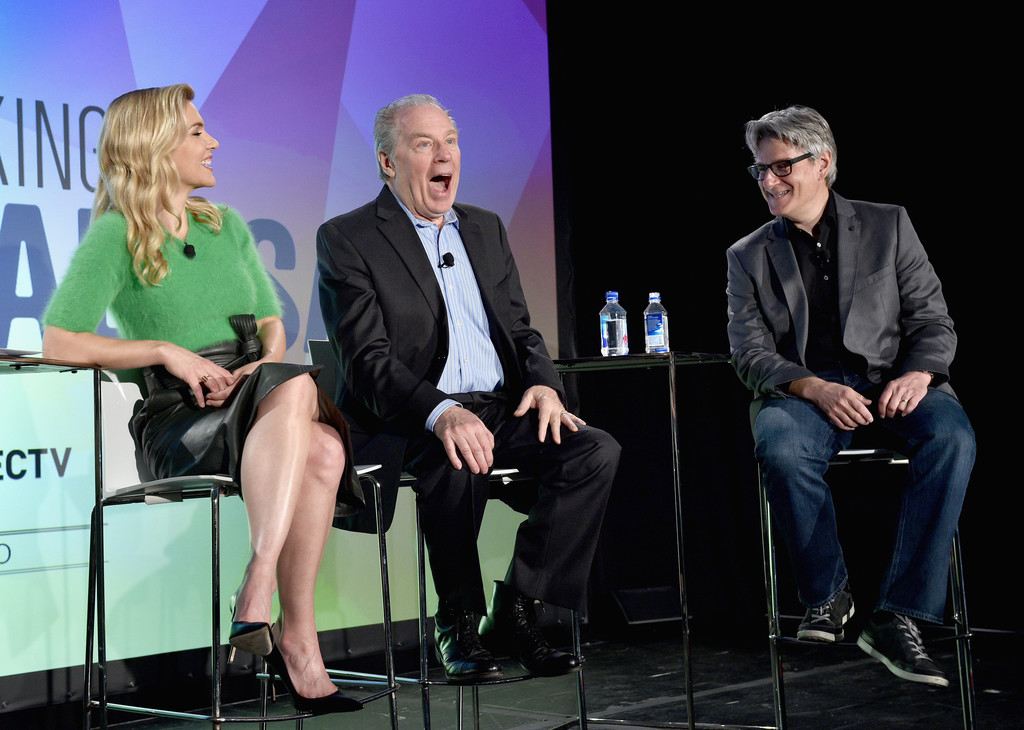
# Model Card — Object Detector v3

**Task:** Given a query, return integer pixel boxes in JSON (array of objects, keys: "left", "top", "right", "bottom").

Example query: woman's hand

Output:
[
  {"left": 197, "top": 317, "right": 286, "bottom": 408},
  {"left": 160, "top": 346, "right": 235, "bottom": 408},
  {"left": 202, "top": 360, "right": 262, "bottom": 407}
]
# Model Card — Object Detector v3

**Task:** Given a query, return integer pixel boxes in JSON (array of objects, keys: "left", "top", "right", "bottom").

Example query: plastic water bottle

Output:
[
  {"left": 644, "top": 292, "right": 670, "bottom": 353},
  {"left": 599, "top": 291, "right": 628, "bottom": 356}
]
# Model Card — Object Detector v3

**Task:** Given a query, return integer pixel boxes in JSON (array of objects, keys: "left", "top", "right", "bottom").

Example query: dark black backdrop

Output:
[{"left": 546, "top": 7, "right": 1018, "bottom": 634}]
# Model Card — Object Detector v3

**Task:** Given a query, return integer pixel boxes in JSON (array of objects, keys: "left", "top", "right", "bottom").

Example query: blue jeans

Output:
[{"left": 753, "top": 370, "right": 975, "bottom": 624}]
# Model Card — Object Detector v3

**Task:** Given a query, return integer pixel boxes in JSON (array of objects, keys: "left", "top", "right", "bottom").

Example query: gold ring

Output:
[{"left": 200, "top": 375, "right": 210, "bottom": 383}]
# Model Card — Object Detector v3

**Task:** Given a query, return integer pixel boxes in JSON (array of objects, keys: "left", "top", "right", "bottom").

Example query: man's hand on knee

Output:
[
  {"left": 877, "top": 371, "right": 932, "bottom": 419},
  {"left": 789, "top": 376, "right": 873, "bottom": 431},
  {"left": 513, "top": 385, "right": 585, "bottom": 444},
  {"left": 433, "top": 404, "right": 495, "bottom": 473}
]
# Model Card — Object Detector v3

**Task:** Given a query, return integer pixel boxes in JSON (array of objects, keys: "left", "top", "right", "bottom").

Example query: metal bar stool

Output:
[
  {"left": 403, "top": 469, "right": 588, "bottom": 730},
  {"left": 83, "top": 373, "right": 398, "bottom": 728},
  {"left": 757, "top": 448, "right": 975, "bottom": 730},
  {"left": 320, "top": 468, "right": 400, "bottom": 730}
]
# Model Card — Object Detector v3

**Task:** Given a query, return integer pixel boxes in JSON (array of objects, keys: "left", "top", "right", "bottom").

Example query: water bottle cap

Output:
[
  {"left": 649, "top": 292, "right": 661, "bottom": 299},
  {"left": 605, "top": 291, "right": 619, "bottom": 299}
]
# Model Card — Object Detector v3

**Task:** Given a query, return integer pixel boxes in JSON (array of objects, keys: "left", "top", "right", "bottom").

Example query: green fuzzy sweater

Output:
[{"left": 43, "top": 207, "right": 282, "bottom": 352}]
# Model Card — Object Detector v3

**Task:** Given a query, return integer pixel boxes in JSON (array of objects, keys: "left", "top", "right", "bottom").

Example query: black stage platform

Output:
[{"left": 12, "top": 621, "right": 1020, "bottom": 729}]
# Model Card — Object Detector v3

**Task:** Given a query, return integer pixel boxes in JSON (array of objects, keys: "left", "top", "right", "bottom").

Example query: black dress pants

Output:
[{"left": 405, "top": 391, "right": 620, "bottom": 614}]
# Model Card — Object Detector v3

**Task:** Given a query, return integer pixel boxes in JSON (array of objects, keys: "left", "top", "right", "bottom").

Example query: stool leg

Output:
[
  {"left": 210, "top": 487, "right": 223, "bottom": 724},
  {"left": 370, "top": 476, "right": 400, "bottom": 729},
  {"left": 950, "top": 529, "right": 976, "bottom": 729},
  {"left": 84, "top": 506, "right": 96, "bottom": 730},
  {"left": 258, "top": 655, "right": 270, "bottom": 730},
  {"left": 758, "top": 467, "right": 786, "bottom": 730},
  {"left": 572, "top": 611, "right": 588, "bottom": 729},
  {"left": 85, "top": 503, "right": 109, "bottom": 730},
  {"left": 416, "top": 504, "right": 433, "bottom": 729}
]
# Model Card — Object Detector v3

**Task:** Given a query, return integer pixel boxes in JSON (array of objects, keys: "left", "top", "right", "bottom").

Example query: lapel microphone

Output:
[{"left": 438, "top": 252, "right": 455, "bottom": 269}]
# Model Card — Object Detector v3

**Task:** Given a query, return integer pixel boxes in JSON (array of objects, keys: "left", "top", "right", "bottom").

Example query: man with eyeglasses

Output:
[{"left": 726, "top": 106, "right": 975, "bottom": 687}]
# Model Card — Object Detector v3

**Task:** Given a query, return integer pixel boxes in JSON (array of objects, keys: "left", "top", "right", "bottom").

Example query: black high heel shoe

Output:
[
  {"left": 228, "top": 589, "right": 273, "bottom": 657},
  {"left": 229, "top": 620, "right": 273, "bottom": 657},
  {"left": 264, "top": 645, "right": 363, "bottom": 715}
]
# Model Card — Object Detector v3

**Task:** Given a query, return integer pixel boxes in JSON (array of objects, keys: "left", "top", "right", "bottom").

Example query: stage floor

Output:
[{"left": 13, "top": 622, "right": 1022, "bottom": 728}]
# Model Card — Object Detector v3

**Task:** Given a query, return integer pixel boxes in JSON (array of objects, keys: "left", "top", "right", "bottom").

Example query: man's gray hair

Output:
[
  {"left": 373, "top": 94, "right": 458, "bottom": 181},
  {"left": 744, "top": 105, "right": 838, "bottom": 187}
]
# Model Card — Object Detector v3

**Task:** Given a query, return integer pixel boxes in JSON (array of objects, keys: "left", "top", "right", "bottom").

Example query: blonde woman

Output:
[{"left": 43, "top": 84, "right": 362, "bottom": 715}]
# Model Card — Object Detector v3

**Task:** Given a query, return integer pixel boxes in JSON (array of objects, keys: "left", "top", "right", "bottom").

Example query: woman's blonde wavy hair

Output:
[{"left": 92, "top": 83, "right": 222, "bottom": 286}]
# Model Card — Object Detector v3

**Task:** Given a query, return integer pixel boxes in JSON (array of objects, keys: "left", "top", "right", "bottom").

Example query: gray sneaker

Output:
[
  {"left": 797, "top": 588, "right": 855, "bottom": 642},
  {"left": 857, "top": 614, "right": 949, "bottom": 687}
]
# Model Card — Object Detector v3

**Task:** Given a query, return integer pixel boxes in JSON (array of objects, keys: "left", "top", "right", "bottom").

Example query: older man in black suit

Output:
[
  {"left": 726, "top": 105, "right": 975, "bottom": 687},
  {"left": 317, "top": 94, "right": 619, "bottom": 681}
]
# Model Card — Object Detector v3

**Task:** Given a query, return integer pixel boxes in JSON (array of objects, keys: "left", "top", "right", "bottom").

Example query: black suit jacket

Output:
[{"left": 316, "top": 185, "right": 562, "bottom": 528}]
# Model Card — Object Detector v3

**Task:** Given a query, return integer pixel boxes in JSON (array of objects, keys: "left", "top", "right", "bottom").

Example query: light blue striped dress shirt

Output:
[{"left": 391, "top": 191, "right": 504, "bottom": 431}]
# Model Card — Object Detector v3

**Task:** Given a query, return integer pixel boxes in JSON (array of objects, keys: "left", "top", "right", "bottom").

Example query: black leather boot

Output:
[
  {"left": 434, "top": 600, "right": 502, "bottom": 681},
  {"left": 479, "top": 581, "right": 581, "bottom": 677}
]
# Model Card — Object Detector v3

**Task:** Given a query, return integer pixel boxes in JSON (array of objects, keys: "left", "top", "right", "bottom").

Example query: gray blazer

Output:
[{"left": 726, "top": 192, "right": 957, "bottom": 404}]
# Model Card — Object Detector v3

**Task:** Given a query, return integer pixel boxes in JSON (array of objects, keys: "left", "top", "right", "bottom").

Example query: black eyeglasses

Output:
[{"left": 747, "top": 152, "right": 814, "bottom": 181}]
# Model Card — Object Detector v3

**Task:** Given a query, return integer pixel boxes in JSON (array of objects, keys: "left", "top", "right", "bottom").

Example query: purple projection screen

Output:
[
  {"left": 0, "top": 0, "right": 555, "bottom": 686},
  {"left": 0, "top": 0, "right": 558, "bottom": 359}
]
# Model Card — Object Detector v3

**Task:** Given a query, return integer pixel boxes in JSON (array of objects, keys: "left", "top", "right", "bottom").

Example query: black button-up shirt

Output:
[{"left": 787, "top": 192, "right": 866, "bottom": 375}]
